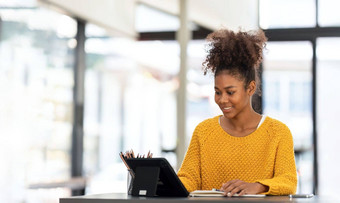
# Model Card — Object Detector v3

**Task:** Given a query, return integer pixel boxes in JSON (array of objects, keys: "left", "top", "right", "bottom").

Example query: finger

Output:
[
  {"left": 238, "top": 188, "right": 247, "bottom": 196},
  {"left": 229, "top": 184, "right": 246, "bottom": 197},
  {"left": 221, "top": 180, "right": 238, "bottom": 196},
  {"left": 224, "top": 180, "right": 244, "bottom": 194},
  {"left": 220, "top": 183, "right": 227, "bottom": 191},
  {"left": 221, "top": 179, "right": 238, "bottom": 190}
]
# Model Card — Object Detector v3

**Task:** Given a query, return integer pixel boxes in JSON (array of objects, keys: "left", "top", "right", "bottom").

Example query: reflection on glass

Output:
[
  {"left": 0, "top": 7, "right": 75, "bottom": 203},
  {"left": 262, "top": 41, "right": 313, "bottom": 193},
  {"left": 259, "top": 0, "right": 316, "bottom": 29},
  {"left": 318, "top": 0, "right": 340, "bottom": 26},
  {"left": 316, "top": 37, "right": 340, "bottom": 196}
]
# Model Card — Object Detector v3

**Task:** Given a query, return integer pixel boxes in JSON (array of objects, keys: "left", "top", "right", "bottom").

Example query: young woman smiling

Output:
[{"left": 177, "top": 29, "right": 297, "bottom": 196}]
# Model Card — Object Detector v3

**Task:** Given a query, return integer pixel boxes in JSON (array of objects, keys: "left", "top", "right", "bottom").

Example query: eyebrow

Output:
[{"left": 214, "top": 86, "right": 237, "bottom": 90}]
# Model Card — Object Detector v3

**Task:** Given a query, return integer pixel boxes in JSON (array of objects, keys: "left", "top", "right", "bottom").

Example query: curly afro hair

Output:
[{"left": 202, "top": 29, "right": 267, "bottom": 89}]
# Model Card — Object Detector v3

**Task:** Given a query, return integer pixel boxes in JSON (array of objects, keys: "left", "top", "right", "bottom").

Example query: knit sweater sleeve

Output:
[
  {"left": 177, "top": 125, "right": 202, "bottom": 192},
  {"left": 256, "top": 124, "right": 297, "bottom": 195}
]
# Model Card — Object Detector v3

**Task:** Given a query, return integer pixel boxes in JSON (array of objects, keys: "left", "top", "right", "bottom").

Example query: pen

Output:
[{"left": 119, "top": 152, "right": 131, "bottom": 170}]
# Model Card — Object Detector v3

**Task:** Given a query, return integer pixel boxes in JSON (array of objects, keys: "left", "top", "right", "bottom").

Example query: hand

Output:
[{"left": 220, "top": 180, "right": 268, "bottom": 197}]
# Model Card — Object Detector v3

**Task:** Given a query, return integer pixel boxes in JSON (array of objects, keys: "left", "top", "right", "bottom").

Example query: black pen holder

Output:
[{"left": 127, "top": 169, "right": 134, "bottom": 195}]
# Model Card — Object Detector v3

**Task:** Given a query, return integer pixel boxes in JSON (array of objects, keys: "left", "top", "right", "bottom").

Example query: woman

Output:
[{"left": 177, "top": 29, "right": 297, "bottom": 196}]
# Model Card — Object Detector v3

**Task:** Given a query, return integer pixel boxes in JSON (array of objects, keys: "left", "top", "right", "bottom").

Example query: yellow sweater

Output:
[{"left": 177, "top": 116, "right": 297, "bottom": 195}]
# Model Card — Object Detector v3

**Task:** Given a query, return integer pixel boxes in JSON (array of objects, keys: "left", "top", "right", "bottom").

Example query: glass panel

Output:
[
  {"left": 135, "top": 4, "right": 179, "bottom": 32},
  {"left": 316, "top": 37, "right": 340, "bottom": 196},
  {"left": 0, "top": 7, "right": 76, "bottom": 203},
  {"left": 0, "top": 0, "right": 36, "bottom": 7},
  {"left": 318, "top": 0, "right": 340, "bottom": 26},
  {"left": 259, "top": 0, "right": 316, "bottom": 29},
  {"left": 186, "top": 40, "right": 220, "bottom": 145},
  {"left": 262, "top": 41, "right": 313, "bottom": 193},
  {"left": 84, "top": 24, "right": 178, "bottom": 194}
]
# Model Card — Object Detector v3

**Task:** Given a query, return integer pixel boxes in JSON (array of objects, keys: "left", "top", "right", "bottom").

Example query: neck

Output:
[{"left": 223, "top": 108, "right": 261, "bottom": 131}]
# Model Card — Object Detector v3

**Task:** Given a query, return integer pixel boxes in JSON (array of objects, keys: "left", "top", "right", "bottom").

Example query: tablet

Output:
[{"left": 126, "top": 158, "right": 189, "bottom": 197}]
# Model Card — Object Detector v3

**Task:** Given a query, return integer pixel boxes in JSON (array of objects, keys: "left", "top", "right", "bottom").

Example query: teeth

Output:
[{"left": 224, "top": 107, "right": 231, "bottom": 110}]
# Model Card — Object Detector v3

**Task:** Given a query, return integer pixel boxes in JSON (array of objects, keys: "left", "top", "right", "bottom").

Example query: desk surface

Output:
[{"left": 59, "top": 193, "right": 339, "bottom": 203}]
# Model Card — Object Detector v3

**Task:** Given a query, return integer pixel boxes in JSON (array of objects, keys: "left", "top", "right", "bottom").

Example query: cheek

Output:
[
  {"left": 230, "top": 95, "right": 243, "bottom": 105},
  {"left": 235, "top": 94, "right": 249, "bottom": 105},
  {"left": 214, "top": 95, "right": 219, "bottom": 104}
]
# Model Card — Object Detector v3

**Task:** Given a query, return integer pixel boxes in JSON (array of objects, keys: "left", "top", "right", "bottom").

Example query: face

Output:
[{"left": 214, "top": 72, "right": 255, "bottom": 119}]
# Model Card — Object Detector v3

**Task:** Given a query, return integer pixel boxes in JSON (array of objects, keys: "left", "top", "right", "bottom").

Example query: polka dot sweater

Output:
[{"left": 177, "top": 116, "right": 297, "bottom": 195}]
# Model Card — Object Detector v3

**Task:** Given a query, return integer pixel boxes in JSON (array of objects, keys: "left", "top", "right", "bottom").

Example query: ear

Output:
[{"left": 247, "top": 81, "right": 256, "bottom": 96}]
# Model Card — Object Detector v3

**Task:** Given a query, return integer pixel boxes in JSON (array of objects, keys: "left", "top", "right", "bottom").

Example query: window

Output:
[
  {"left": 262, "top": 80, "right": 280, "bottom": 111},
  {"left": 316, "top": 37, "right": 340, "bottom": 196},
  {"left": 0, "top": 5, "right": 76, "bottom": 203},
  {"left": 261, "top": 0, "right": 340, "bottom": 195},
  {"left": 83, "top": 23, "right": 179, "bottom": 194},
  {"left": 135, "top": 4, "right": 179, "bottom": 32},
  {"left": 318, "top": 0, "right": 340, "bottom": 26},
  {"left": 259, "top": 0, "right": 316, "bottom": 29},
  {"left": 289, "top": 81, "right": 312, "bottom": 112},
  {"left": 262, "top": 41, "right": 313, "bottom": 193},
  {"left": 186, "top": 40, "right": 220, "bottom": 144}
]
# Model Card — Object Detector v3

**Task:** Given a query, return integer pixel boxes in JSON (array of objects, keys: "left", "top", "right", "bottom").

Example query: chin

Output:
[{"left": 222, "top": 113, "right": 235, "bottom": 119}]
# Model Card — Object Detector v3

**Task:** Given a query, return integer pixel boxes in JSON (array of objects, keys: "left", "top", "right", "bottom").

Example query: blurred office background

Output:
[{"left": 0, "top": 0, "right": 339, "bottom": 202}]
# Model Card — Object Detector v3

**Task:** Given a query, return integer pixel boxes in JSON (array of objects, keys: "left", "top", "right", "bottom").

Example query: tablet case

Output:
[
  {"left": 125, "top": 158, "right": 189, "bottom": 197},
  {"left": 132, "top": 167, "right": 160, "bottom": 196}
]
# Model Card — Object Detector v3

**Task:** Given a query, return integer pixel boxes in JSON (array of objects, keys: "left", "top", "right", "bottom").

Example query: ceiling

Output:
[{"left": 37, "top": 0, "right": 259, "bottom": 39}]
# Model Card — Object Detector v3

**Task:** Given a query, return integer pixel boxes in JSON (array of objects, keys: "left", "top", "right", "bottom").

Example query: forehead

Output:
[{"left": 214, "top": 72, "right": 244, "bottom": 87}]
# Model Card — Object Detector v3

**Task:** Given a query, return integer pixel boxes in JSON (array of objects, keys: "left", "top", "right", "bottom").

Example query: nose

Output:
[{"left": 219, "top": 93, "right": 229, "bottom": 104}]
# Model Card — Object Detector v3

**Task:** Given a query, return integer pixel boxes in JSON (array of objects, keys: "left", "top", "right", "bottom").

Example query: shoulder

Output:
[
  {"left": 265, "top": 116, "right": 290, "bottom": 130},
  {"left": 264, "top": 116, "right": 292, "bottom": 138},
  {"left": 192, "top": 116, "right": 220, "bottom": 140},
  {"left": 194, "top": 116, "right": 220, "bottom": 131}
]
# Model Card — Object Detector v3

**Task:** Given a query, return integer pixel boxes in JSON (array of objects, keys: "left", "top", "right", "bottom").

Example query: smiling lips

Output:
[{"left": 222, "top": 107, "right": 232, "bottom": 112}]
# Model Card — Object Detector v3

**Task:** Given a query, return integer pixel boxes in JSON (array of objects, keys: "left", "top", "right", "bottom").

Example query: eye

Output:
[
  {"left": 227, "top": 91, "right": 235, "bottom": 95},
  {"left": 215, "top": 91, "right": 221, "bottom": 95}
]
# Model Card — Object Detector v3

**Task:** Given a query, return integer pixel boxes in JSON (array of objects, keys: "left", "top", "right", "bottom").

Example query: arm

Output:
[
  {"left": 177, "top": 127, "right": 202, "bottom": 192},
  {"left": 256, "top": 126, "right": 297, "bottom": 195}
]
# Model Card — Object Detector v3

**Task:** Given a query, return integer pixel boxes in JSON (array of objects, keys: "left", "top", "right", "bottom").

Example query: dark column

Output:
[
  {"left": 71, "top": 19, "right": 86, "bottom": 196},
  {"left": 0, "top": 16, "right": 2, "bottom": 42},
  {"left": 311, "top": 39, "right": 318, "bottom": 195}
]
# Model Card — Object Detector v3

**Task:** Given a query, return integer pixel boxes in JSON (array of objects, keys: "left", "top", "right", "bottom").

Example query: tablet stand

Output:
[
  {"left": 131, "top": 166, "right": 160, "bottom": 197},
  {"left": 125, "top": 158, "right": 189, "bottom": 197}
]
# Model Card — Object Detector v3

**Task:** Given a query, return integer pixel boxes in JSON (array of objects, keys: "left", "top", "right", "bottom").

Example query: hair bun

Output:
[{"left": 202, "top": 29, "right": 267, "bottom": 75}]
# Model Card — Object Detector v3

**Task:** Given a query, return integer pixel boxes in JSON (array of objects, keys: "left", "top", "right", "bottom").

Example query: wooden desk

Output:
[{"left": 59, "top": 193, "right": 338, "bottom": 203}]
